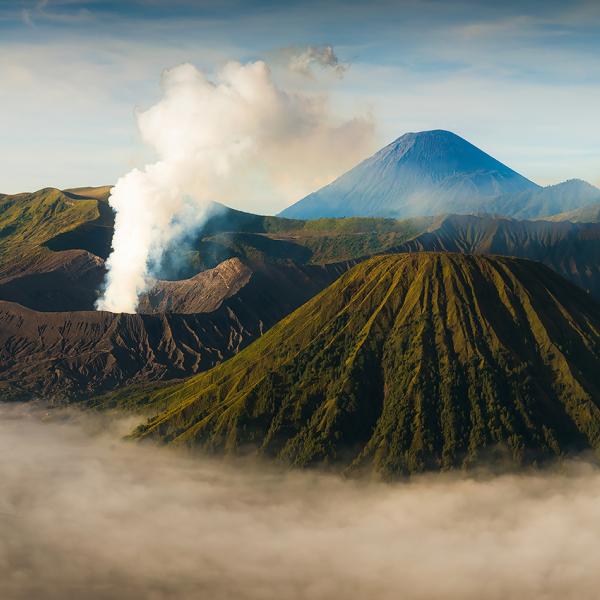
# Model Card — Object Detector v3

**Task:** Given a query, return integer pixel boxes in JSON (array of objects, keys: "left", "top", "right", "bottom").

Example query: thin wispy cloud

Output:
[{"left": 19, "top": 0, "right": 92, "bottom": 27}]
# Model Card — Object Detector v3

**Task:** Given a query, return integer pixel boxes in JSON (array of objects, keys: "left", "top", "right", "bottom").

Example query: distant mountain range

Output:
[
  {"left": 280, "top": 130, "right": 600, "bottom": 220},
  {"left": 128, "top": 253, "right": 600, "bottom": 476},
  {"left": 486, "top": 179, "right": 600, "bottom": 219}
]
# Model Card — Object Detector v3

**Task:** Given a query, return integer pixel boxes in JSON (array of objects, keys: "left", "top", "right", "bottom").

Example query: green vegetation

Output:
[
  {"left": 0, "top": 186, "right": 112, "bottom": 276},
  {"left": 160, "top": 207, "right": 434, "bottom": 276},
  {"left": 287, "top": 229, "right": 421, "bottom": 263},
  {"left": 0, "top": 190, "right": 432, "bottom": 281},
  {"left": 122, "top": 253, "right": 600, "bottom": 477}
]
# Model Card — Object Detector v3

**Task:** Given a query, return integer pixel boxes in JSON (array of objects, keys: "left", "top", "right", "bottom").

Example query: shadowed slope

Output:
[
  {"left": 0, "top": 188, "right": 112, "bottom": 277},
  {"left": 394, "top": 214, "right": 600, "bottom": 298},
  {"left": 131, "top": 253, "right": 600, "bottom": 477}
]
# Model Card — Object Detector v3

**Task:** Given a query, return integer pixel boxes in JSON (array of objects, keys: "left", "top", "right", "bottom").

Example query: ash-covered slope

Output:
[
  {"left": 280, "top": 130, "right": 538, "bottom": 219},
  {"left": 0, "top": 257, "right": 350, "bottom": 400},
  {"left": 132, "top": 253, "right": 600, "bottom": 477},
  {"left": 137, "top": 258, "right": 253, "bottom": 314}
]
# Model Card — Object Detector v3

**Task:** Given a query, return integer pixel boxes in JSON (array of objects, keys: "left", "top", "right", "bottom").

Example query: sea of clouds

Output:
[{"left": 1, "top": 402, "right": 600, "bottom": 600}]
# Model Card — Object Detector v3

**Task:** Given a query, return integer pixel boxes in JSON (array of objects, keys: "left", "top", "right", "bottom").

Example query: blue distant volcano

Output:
[{"left": 280, "top": 130, "right": 539, "bottom": 219}]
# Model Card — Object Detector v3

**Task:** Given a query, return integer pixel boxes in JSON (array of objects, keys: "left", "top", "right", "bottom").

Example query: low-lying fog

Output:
[{"left": 1, "top": 403, "right": 600, "bottom": 600}]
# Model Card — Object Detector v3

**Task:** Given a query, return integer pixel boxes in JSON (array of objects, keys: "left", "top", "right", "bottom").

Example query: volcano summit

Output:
[{"left": 281, "top": 130, "right": 538, "bottom": 219}]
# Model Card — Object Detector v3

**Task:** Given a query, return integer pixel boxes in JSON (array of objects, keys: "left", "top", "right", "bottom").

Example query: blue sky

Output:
[{"left": 1, "top": 0, "right": 599, "bottom": 211}]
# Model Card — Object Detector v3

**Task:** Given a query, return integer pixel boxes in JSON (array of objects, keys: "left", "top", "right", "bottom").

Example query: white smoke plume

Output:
[
  {"left": 96, "top": 59, "right": 373, "bottom": 313},
  {"left": 3, "top": 403, "right": 600, "bottom": 600},
  {"left": 286, "top": 45, "right": 348, "bottom": 78}
]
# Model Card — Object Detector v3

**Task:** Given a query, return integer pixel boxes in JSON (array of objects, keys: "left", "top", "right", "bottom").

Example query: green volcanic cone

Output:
[{"left": 132, "top": 253, "right": 600, "bottom": 477}]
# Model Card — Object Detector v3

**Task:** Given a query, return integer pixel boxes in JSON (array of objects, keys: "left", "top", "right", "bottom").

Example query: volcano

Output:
[
  {"left": 280, "top": 130, "right": 539, "bottom": 219},
  {"left": 131, "top": 253, "right": 600, "bottom": 476}
]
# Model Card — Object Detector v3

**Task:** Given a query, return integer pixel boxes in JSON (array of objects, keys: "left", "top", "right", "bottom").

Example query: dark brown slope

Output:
[
  {"left": 137, "top": 258, "right": 253, "bottom": 314},
  {"left": 0, "top": 259, "right": 350, "bottom": 401},
  {"left": 137, "top": 257, "right": 351, "bottom": 315},
  {"left": 129, "top": 253, "right": 600, "bottom": 477},
  {"left": 0, "top": 250, "right": 105, "bottom": 312}
]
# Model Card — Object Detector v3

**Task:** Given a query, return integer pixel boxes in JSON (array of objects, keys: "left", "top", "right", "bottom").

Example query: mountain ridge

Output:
[
  {"left": 485, "top": 179, "right": 600, "bottom": 219},
  {"left": 391, "top": 213, "right": 600, "bottom": 297}
]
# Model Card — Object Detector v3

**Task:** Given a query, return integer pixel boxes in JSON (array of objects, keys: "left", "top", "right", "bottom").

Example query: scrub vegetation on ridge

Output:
[{"left": 124, "top": 253, "right": 600, "bottom": 477}]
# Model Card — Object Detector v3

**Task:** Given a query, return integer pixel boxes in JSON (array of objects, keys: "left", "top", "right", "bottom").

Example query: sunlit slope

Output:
[
  {"left": 0, "top": 186, "right": 112, "bottom": 276},
  {"left": 131, "top": 253, "right": 600, "bottom": 476}
]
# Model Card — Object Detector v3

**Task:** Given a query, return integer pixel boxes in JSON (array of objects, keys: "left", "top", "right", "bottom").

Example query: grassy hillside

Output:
[
  {"left": 8, "top": 192, "right": 429, "bottom": 281},
  {"left": 0, "top": 186, "right": 112, "bottom": 277},
  {"left": 125, "top": 253, "right": 600, "bottom": 477},
  {"left": 156, "top": 206, "right": 433, "bottom": 277}
]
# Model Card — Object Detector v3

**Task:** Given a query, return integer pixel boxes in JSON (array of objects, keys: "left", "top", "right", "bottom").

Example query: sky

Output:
[{"left": 1, "top": 0, "right": 599, "bottom": 213}]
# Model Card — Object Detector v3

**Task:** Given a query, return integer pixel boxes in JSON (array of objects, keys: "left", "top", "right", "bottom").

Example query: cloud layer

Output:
[{"left": 2, "top": 403, "right": 600, "bottom": 600}]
